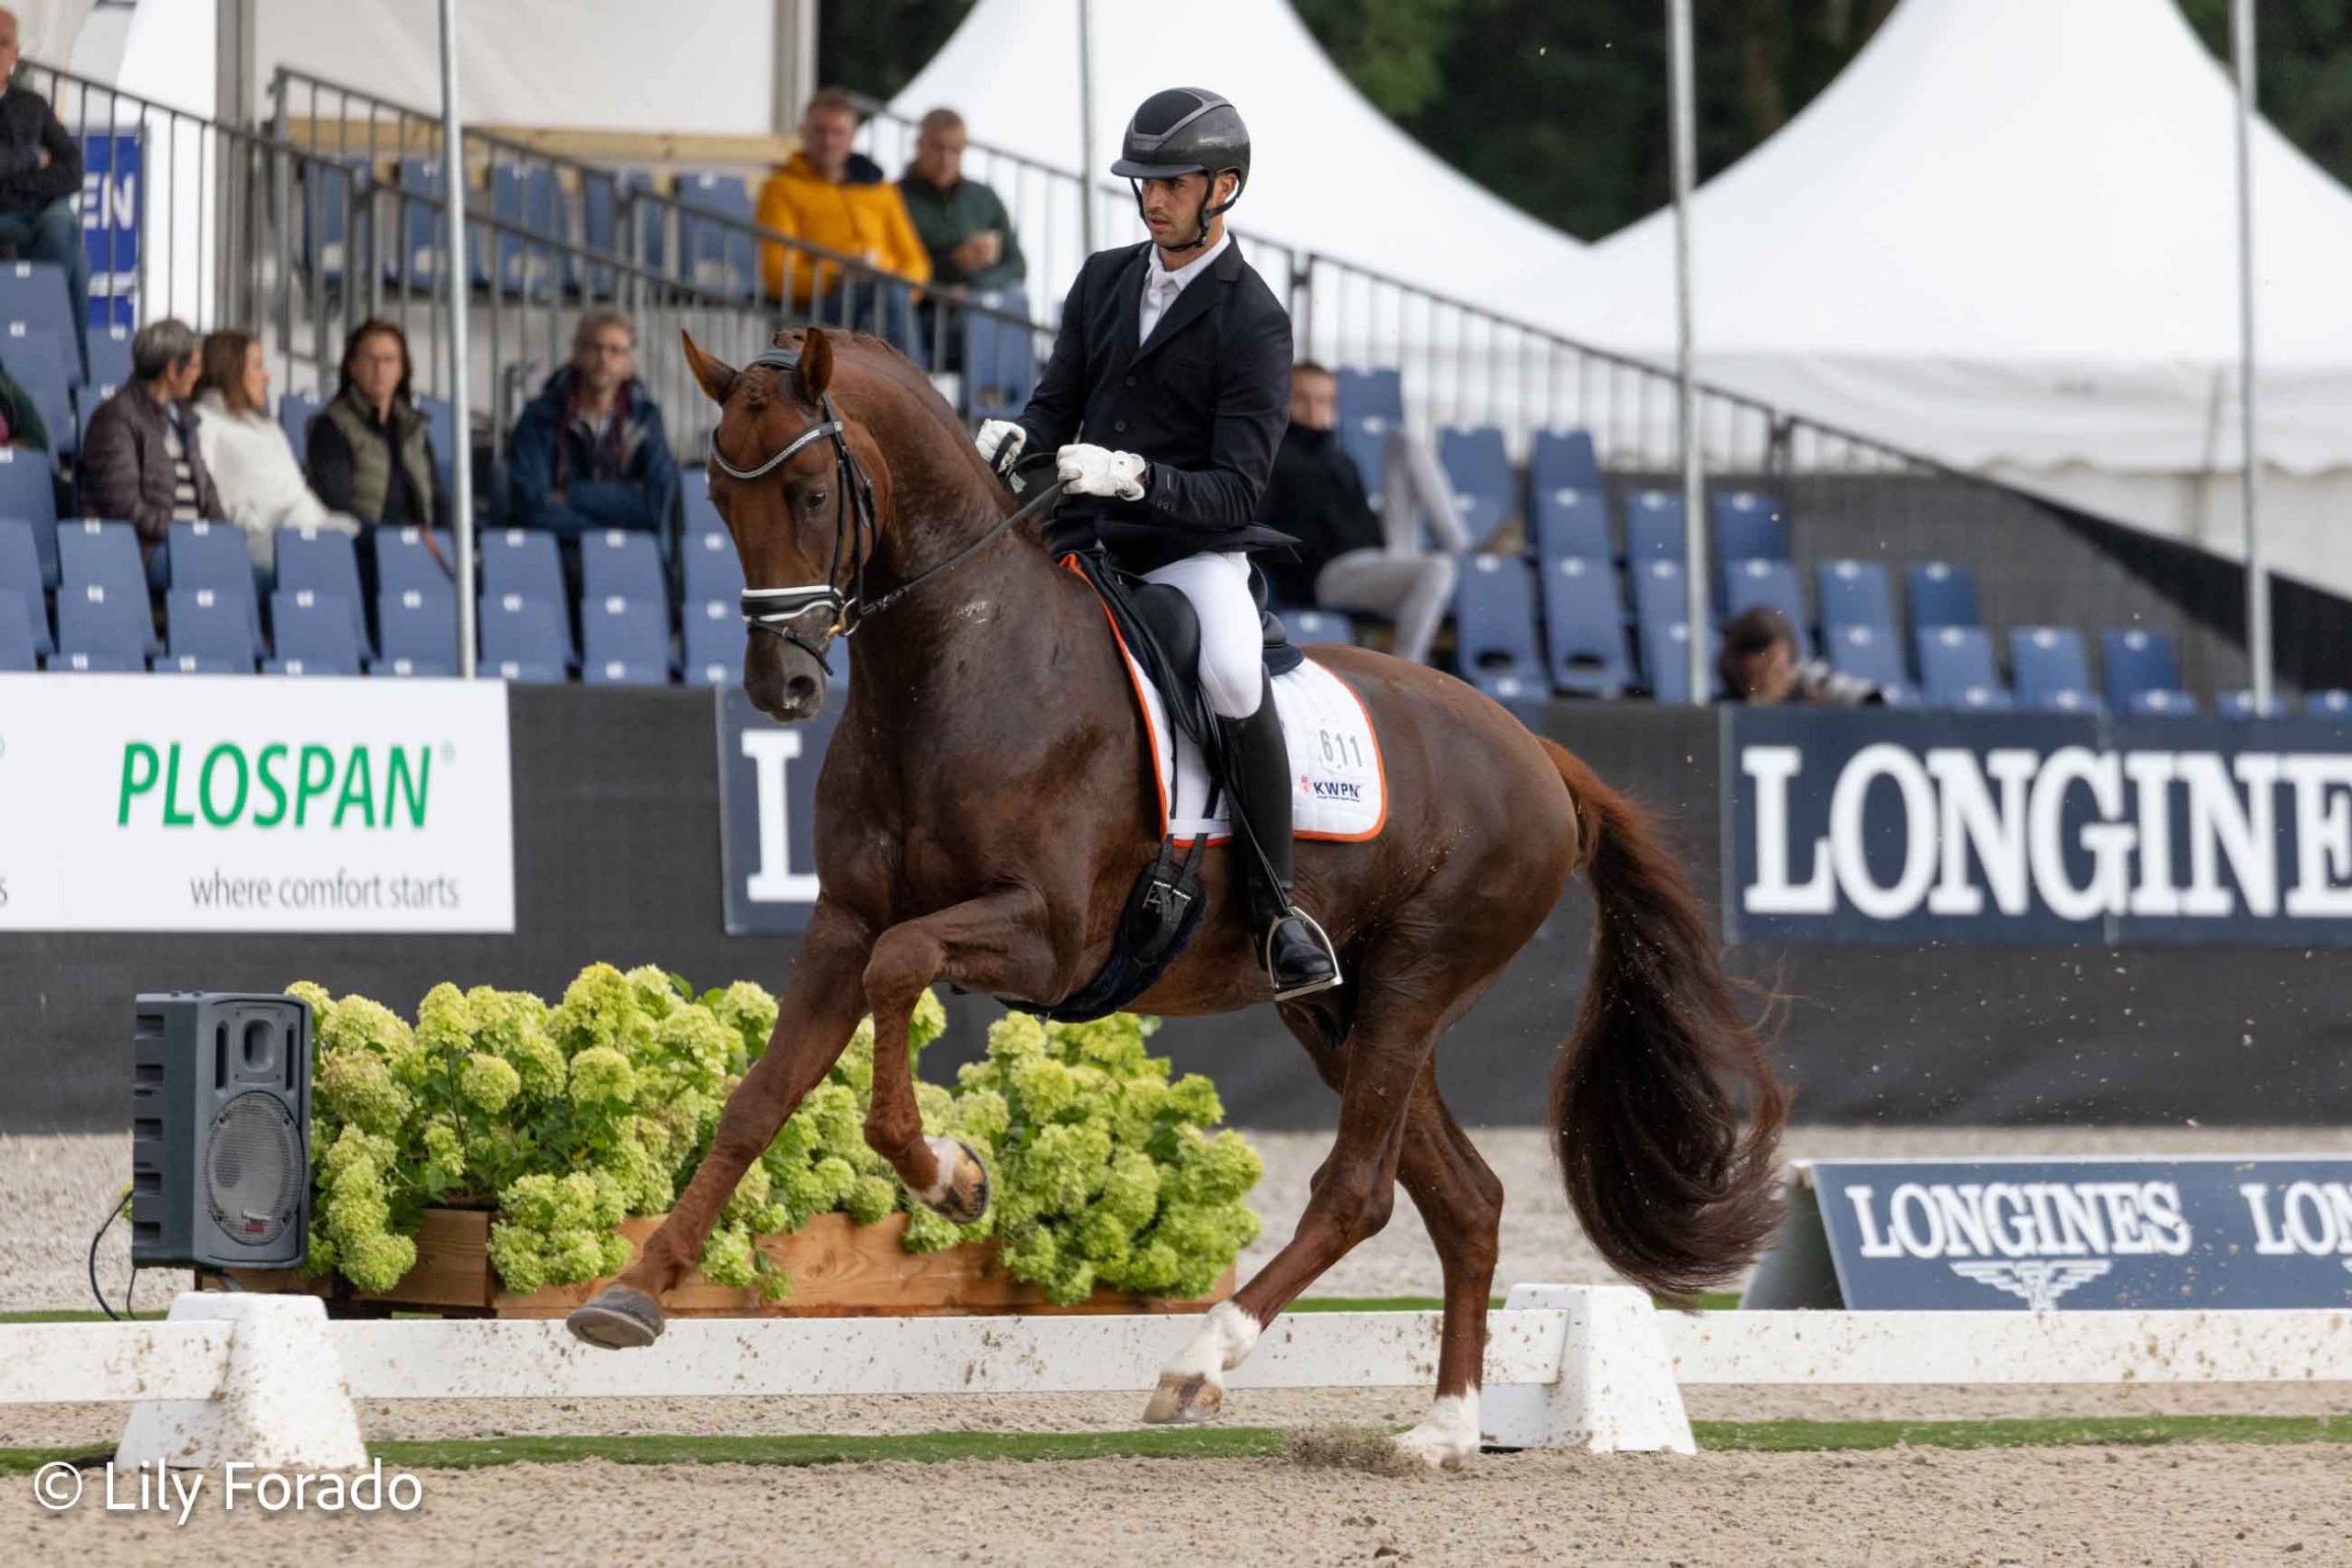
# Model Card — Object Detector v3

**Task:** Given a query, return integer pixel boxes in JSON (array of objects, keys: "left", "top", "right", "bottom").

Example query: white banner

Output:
[{"left": 0, "top": 675, "right": 514, "bottom": 932}]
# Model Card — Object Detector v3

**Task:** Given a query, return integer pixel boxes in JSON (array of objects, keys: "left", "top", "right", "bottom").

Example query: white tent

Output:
[
  {"left": 1532, "top": 0, "right": 2352, "bottom": 601},
  {"left": 888, "top": 0, "right": 1591, "bottom": 310}
]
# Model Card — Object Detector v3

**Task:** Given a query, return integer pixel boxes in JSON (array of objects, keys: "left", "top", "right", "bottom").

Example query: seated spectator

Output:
[
  {"left": 1719, "top": 605, "right": 1885, "bottom": 705},
  {"left": 307, "top": 318, "right": 449, "bottom": 532},
  {"left": 79, "top": 318, "right": 222, "bottom": 568},
  {"left": 0, "top": 9, "right": 89, "bottom": 374},
  {"left": 757, "top": 87, "right": 931, "bottom": 315},
  {"left": 1257, "top": 361, "right": 1466, "bottom": 667},
  {"left": 192, "top": 330, "right": 359, "bottom": 567},
  {"left": 0, "top": 349, "right": 49, "bottom": 457},
  {"left": 898, "top": 107, "right": 1025, "bottom": 295},
  {"left": 508, "top": 308, "right": 679, "bottom": 536}
]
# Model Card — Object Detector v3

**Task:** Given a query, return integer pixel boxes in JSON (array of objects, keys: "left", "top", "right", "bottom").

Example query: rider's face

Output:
[{"left": 1137, "top": 171, "right": 1236, "bottom": 253}]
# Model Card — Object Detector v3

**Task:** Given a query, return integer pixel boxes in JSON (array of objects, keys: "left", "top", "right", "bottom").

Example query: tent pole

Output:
[
  {"left": 1668, "top": 0, "right": 1707, "bottom": 706},
  {"left": 2231, "top": 0, "right": 2267, "bottom": 712},
  {"left": 438, "top": 0, "right": 477, "bottom": 679},
  {"left": 1077, "top": 0, "right": 1098, "bottom": 253}
]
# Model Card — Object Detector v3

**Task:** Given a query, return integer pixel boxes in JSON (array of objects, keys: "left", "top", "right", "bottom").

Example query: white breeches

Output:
[{"left": 1142, "top": 549, "right": 1265, "bottom": 718}]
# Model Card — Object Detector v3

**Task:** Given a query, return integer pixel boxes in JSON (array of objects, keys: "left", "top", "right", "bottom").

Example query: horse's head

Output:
[{"left": 685, "top": 325, "right": 879, "bottom": 722}]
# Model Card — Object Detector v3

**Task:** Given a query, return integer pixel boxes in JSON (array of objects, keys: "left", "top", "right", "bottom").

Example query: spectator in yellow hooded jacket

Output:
[{"left": 756, "top": 88, "right": 931, "bottom": 309}]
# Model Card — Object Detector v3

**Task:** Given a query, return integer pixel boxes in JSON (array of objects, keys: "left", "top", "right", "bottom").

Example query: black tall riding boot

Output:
[{"left": 1217, "top": 694, "right": 1341, "bottom": 1000}]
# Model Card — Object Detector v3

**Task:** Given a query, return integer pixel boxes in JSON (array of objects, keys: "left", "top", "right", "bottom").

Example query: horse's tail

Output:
[{"left": 1539, "top": 738, "right": 1790, "bottom": 1303}]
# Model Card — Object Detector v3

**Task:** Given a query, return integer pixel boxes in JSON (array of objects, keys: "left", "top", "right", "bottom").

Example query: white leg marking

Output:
[
  {"left": 1394, "top": 1392, "right": 1482, "bottom": 1470},
  {"left": 1160, "top": 1300, "right": 1262, "bottom": 1381},
  {"left": 914, "top": 1134, "right": 964, "bottom": 1205}
]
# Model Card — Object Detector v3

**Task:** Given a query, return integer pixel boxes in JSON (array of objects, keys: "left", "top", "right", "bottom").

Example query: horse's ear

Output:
[
  {"left": 799, "top": 327, "right": 834, "bottom": 402},
  {"left": 681, "top": 331, "right": 738, "bottom": 405}
]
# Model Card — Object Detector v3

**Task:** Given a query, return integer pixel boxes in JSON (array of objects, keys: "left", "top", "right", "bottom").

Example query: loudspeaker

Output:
[{"left": 131, "top": 992, "right": 312, "bottom": 1270}]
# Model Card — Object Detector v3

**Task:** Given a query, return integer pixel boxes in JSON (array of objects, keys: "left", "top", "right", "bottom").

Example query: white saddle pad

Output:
[{"left": 1113, "top": 645, "right": 1388, "bottom": 845}]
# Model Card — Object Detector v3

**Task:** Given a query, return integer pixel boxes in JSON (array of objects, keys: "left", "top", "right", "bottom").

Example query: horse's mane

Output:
[{"left": 749, "top": 328, "right": 1008, "bottom": 504}]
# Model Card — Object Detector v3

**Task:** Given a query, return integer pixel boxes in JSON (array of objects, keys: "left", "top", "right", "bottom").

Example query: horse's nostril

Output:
[{"left": 786, "top": 675, "right": 818, "bottom": 706}]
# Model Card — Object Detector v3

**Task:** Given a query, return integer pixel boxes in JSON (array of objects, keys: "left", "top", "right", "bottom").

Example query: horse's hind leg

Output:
[
  {"left": 1388, "top": 1061, "right": 1504, "bottom": 1468},
  {"left": 1144, "top": 963, "right": 1448, "bottom": 1426}
]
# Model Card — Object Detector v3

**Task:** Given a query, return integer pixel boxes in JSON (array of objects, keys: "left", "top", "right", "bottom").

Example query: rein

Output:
[{"left": 713, "top": 346, "right": 1062, "bottom": 671}]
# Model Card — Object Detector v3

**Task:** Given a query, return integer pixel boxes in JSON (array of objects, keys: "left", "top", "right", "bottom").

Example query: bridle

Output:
[{"left": 709, "top": 346, "right": 1063, "bottom": 673}]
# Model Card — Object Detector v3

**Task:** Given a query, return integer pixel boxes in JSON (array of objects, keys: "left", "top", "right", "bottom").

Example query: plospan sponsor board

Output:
[
  {"left": 1725, "top": 708, "right": 2352, "bottom": 943},
  {"left": 0, "top": 674, "right": 514, "bottom": 932}
]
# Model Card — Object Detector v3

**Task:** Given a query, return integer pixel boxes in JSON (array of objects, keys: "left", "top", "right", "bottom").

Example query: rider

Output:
[{"left": 975, "top": 87, "right": 1340, "bottom": 1001}]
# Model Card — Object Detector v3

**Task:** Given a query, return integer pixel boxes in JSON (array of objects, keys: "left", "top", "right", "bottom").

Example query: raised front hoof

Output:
[
  {"left": 565, "top": 1285, "right": 665, "bottom": 1350},
  {"left": 1141, "top": 1371, "right": 1225, "bottom": 1425},
  {"left": 923, "top": 1139, "right": 993, "bottom": 1225}
]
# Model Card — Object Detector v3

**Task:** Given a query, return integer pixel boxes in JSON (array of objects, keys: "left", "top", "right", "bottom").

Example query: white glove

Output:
[
  {"left": 976, "top": 419, "right": 1026, "bottom": 471},
  {"left": 1057, "top": 443, "right": 1148, "bottom": 502}
]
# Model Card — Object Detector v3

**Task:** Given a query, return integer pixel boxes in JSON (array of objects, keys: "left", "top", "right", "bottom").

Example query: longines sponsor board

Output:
[
  {"left": 1724, "top": 708, "right": 2352, "bottom": 943},
  {"left": 0, "top": 674, "right": 514, "bottom": 932},
  {"left": 1796, "top": 1157, "right": 2352, "bottom": 1310}
]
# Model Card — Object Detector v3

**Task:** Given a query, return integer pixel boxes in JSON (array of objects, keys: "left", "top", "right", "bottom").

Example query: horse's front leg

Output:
[
  {"left": 862, "top": 884, "right": 1061, "bottom": 1221},
  {"left": 567, "top": 900, "right": 873, "bottom": 1348}
]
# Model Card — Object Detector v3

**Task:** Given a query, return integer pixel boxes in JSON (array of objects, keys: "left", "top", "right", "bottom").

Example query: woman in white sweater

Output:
[{"left": 192, "top": 331, "right": 361, "bottom": 566}]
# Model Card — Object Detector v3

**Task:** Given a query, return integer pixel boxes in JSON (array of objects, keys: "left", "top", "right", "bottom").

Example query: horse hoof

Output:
[
  {"left": 1391, "top": 1428, "right": 1475, "bottom": 1471},
  {"left": 566, "top": 1285, "right": 665, "bottom": 1349},
  {"left": 924, "top": 1139, "right": 992, "bottom": 1225},
  {"left": 1141, "top": 1371, "right": 1224, "bottom": 1425}
]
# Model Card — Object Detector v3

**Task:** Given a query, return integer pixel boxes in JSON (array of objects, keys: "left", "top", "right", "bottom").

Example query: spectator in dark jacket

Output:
[
  {"left": 0, "top": 350, "right": 49, "bottom": 457},
  {"left": 898, "top": 107, "right": 1025, "bottom": 294},
  {"left": 0, "top": 13, "right": 90, "bottom": 373},
  {"left": 1719, "top": 605, "right": 1885, "bottom": 706},
  {"left": 78, "top": 318, "right": 222, "bottom": 568},
  {"left": 507, "top": 308, "right": 678, "bottom": 536},
  {"left": 307, "top": 318, "right": 449, "bottom": 532}
]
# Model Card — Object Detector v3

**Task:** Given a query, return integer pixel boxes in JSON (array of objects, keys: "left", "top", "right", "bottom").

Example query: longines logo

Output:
[{"left": 1949, "top": 1258, "right": 2112, "bottom": 1310}]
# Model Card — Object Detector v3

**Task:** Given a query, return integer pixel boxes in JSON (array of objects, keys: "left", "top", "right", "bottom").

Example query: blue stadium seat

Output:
[
  {"left": 278, "top": 391, "right": 322, "bottom": 457},
  {"left": 1917, "top": 626, "right": 2004, "bottom": 707},
  {"left": 56, "top": 581, "right": 150, "bottom": 665},
  {"left": 378, "top": 586, "right": 458, "bottom": 676},
  {"left": 581, "top": 528, "right": 666, "bottom": 607},
  {"left": 2010, "top": 626, "right": 2097, "bottom": 712},
  {"left": 963, "top": 289, "right": 1037, "bottom": 421},
  {"left": 87, "top": 325, "right": 132, "bottom": 392},
  {"left": 1628, "top": 557, "right": 1689, "bottom": 631},
  {"left": 1539, "top": 555, "right": 1631, "bottom": 696},
  {"left": 390, "top": 156, "right": 449, "bottom": 289},
  {"left": 683, "top": 597, "right": 745, "bottom": 686},
  {"left": 168, "top": 520, "right": 261, "bottom": 644},
  {"left": 372, "top": 525, "right": 456, "bottom": 600},
  {"left": 0, "top": 590, "right": 35, "bottom": 670},
  {"left": 2126, "top": 687, "right": 2199, "bottom": 716},
  {"left": 1335, "top": 418, "right": 1388, "bottom": 498},
  {"left": 2218, "top": 689, "right": 2286, "bottom": 717},
  {"left": 2306, "top": 690, "right": 2352, "bottom": 716},
  {"left": 75, "top": 384, "right": 118, "bottom": 458},
  {"left": 1639, "top": 618, "right": 1695, "bottom": 704},
  {"left": 675, "top": 172, "right": 759, "bottom": 298},
  {"left": 1905, "top": 560, "right": 1980, "bottom": 630},
  {"left": 481, "top": 525, "right": 566, "bottom": 609},
  {"left": 2102, "top": 628, "right": 2181, "bottom": 712},
  {"left": 1439, "top": 425, "right": 1512, "bottom": 548},
  {"left": 488, "top": 164, "right": 561, "bottom": 296},
  {"left": 1529, "top": 429, "right": 1601, "bottom": 494},
  {"left": 480, "top": 592, "right": 573, "bottom": 680},
  {"left": 0, "top": 518, "right": 49, "bottom": 654},
  {"left": 0, "top": 261, "right": 72, "bottom": 352},
  {"left": 0, "top": 448, "right": 56, "bottom": 583},
  {"left": 1283, "top": 609, "right": 1356, "bottom": 646},
  {"left": 682, "top": 524, "right": 744, "bottom": 604},
  {"left": 1532, "top": 485, "right": 1610, "bottom": 564},
  {"left": 1623, "top": 490, "right": 1686, "bottom": 564},
  {"left": 166, "top": 586, "right": 259, "bottom": 669},
  {"left": 275, "top": 525, "right": 370, "bottom": 653},
  {"left": 57, "top": 519, "right": 151, "bottom": 650},
  {"left": 1816, "top": 559, "right": 1894, "bottom": 635},
  {"left": 1711, "top": 491, "right": 1789, "bottom": 568},
  {"left": 1453, "top": 554, "right": 1544, "bottom": 701},
  {"left": 300, "top": 157, "right": 369, "bottom": 287},
  {"left": 1335, "top": 367, "right": 1404, "bottom": 428},
  {"left": 1723, "top": 558, "right": 1811, "bottom": 656},
  {"left": 1826, "top": 623, "right": 1906, "bottom": 700},
  {"left": 50, "top": 648, "right": 142, "bottom": 672},
  {"left": 415, "top": 395, "right": 458, "bottom": 501},
  {"left": 582, "top": 593, "right": 673, "bottom": 684},
  {"left": 270, "top": 588, "right": 368, "bottom": 673},
  {"left": 7, "top": 331, "right": 75, "bottom": 455},
  {"left": 153, "top": 654, "right": 248, "bottom": 675},
  {"left": 571, "top": 168, "right": 629, "bottom": 296}
]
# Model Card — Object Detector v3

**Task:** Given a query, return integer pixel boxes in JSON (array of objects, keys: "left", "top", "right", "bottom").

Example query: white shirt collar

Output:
[{"left": 1148, "top": 230, "right": 1231, "bottom": 296}]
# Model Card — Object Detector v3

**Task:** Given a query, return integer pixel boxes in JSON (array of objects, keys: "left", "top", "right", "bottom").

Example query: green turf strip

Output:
[{"left": 4, "top": 1414, "right": 2342, "bottom": 1476}]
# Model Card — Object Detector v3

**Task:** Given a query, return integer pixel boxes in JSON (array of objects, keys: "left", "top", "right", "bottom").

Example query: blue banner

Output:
[
  {"left": 78, "top": 131, "right": 139, "bottom": 330},
  {"left": 1807, "top": 1157, "right": 2352, "bottom": 1310},
  {"left": 713, "top": 686, "right": 846, "bottom": 935},
  {"left": 1724, "top": 708, "right": 2352, "bottom": 944}
]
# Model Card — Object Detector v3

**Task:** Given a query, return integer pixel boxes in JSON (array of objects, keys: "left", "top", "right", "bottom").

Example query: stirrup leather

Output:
[{"left": 1263, "top": 908, "right": 1343, "bottom": 1001}]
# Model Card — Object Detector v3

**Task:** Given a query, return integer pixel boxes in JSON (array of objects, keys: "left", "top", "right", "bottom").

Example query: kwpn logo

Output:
[{"left": 1309, "top": 779, "right": 1363, "bottom": 801}]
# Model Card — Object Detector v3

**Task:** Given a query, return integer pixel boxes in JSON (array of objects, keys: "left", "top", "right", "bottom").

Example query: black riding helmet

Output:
[{"left": 1110, "top": 87, "right": 1250, "bottom": 250}]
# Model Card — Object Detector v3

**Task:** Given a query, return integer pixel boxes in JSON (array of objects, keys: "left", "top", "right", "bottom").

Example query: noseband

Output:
[{"left": 710, "top": 345, "right": 1067, "bottom": 675}]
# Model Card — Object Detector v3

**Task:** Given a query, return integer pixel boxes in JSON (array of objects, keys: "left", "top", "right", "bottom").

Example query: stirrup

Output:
[{"left": 1264, "top": 908, "right": 1343, "bottom": 1002}]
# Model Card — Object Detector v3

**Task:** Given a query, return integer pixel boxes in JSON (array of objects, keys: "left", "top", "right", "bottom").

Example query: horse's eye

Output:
[{"left": 806, "top": 490, "right": 829, "bottom": 509}]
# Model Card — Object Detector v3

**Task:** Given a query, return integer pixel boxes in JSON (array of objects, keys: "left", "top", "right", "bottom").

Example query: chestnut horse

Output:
[{"left": 567, "top": 326, "right": 1788, "bottom": 1467}]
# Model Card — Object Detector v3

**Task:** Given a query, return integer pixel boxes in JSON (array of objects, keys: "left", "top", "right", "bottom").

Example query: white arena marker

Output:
[
  {"left": 117, "top": 1293, "right": 368, "bottom": 1472},
  {"left": 1481, "top": 1284, "right": 1695, "bottom": 1454}
]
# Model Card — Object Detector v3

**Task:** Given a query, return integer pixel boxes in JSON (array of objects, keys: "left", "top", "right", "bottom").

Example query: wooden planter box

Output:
[{"left": 202, "top": 1208, "right": 1233, "bottom": 1319}]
